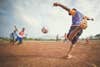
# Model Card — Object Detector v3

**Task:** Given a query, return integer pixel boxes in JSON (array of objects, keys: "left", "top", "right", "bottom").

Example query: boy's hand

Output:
[
  {"left": 53, "top": 2, "right": 60, "bottom": 6},
  {"left": 91, "top": 18, "right": 94, "bottom": 21}
]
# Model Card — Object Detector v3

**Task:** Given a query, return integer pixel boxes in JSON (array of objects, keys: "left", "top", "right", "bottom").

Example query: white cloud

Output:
[
  {"left": 0, "top": 0, "right": 100, "bottom": 38},
  {"left": 20, "top": 13, "right": 38, "bottom": 25}
]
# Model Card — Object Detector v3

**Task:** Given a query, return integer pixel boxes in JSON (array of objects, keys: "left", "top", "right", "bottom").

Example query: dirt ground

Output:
[{"left": 0, "top": 40, "right": 100, "bottom": 67}]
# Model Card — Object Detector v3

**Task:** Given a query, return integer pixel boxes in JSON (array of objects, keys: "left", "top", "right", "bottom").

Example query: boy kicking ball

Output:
[{"left": 53, "top": 2, "right": 94, "bottom": 59}]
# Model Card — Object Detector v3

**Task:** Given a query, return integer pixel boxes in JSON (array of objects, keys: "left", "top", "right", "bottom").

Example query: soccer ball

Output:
[{"left": 41, "top": 27, "right": 48, "bottom": 34}]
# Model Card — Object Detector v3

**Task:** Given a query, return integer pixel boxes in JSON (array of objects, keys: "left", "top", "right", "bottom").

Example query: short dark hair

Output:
[
  {"left": 68, "top": 8, "right": 77, "bottom": 15},
  {"left": 72, "top": 8, "right": 77, "bottom": 11}
]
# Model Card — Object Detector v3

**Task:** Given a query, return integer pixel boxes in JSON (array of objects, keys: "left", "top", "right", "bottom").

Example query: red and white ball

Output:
[{"left": 41, "top": 27, "right": 48, "bottom": 34}]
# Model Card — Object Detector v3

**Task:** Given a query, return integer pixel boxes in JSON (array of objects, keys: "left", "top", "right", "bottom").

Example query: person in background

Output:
[
  {"left": 85, "top": 37, "right": 90, "bottom": 44},
  {"left": 63, "top": 33, "right": 67, "bottom": 43},
  {"left": 15, "top": 26, "right": 25, "bottom": 45},
  {"left": 56, "top": 34, "right": 59, "bottom": 41},
  {"left": 9, "top": 26, "right": 17, "bottom": 45}
]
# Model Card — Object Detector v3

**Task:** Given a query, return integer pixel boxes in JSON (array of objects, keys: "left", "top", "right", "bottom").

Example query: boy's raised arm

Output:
[
  {"left": 14, "top": 25, "right": 18, "bottom": 31},
  {"left": 53, "top": 2, "right": 70, "bottom": 12}
]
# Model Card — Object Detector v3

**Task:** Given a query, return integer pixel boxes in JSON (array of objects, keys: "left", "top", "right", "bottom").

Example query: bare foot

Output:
[
  {"left": 62, "top": 55, "right": 73, "bottom": 59},
  {"left": 67, "top": 55, "right": 73, "bottom": 58}
]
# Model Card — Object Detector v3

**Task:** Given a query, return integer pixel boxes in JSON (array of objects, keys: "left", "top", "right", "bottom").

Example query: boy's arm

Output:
[
  {"left": 14, "top": 25, "right": 18, "bottom": 31},
  {"left": 83, "top": 16, "right": 94, "bottom": 21},
  {"left": 53, "top": 2, "right": 70, "bottom": 12}
]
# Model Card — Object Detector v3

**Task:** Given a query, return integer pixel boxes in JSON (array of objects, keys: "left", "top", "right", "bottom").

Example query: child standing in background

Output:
[{"left": 9, "top": 26, "right": 17, "bottom": 45}]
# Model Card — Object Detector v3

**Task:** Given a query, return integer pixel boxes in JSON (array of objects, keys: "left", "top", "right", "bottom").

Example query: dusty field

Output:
[{"left": 0, "top": 40, "right": 100, "bottom": 67}]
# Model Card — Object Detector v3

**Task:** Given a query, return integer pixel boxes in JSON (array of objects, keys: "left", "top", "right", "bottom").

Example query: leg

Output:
[
  {"left": 62, "top": 26, "right": 75, "bottom": 58},
  {"left": 15, "top": 37, "right": 18, "bottom": 42},
  {"left": 18, "top": 38, "right": 22, "bottom": 45},
  {"left": 63, "top": 38, "right": 67, "bottom": 43},
  {"left": 85, "top": 38, "right": 89, "bottom": 44},
  {"left": 9, "top": 39, "right": 13, "bottom": 44},
  {"left": 66, "top": 29, "right": 83, "bottom": 57},
  {"left": 9, "top": 36, "right": 15, "bottom": 45},
  {"left": 63, "top": 28, "right": 83, "bottom": 58},
  {"left": 66, "top": 44, "right": 74, "bottom": 56},
  {"left": 14, "top": 36, "right": 19, "bottom": 45},
  {"left": 62, "top": 43, "right": 74, "bottom": 58},
  {"left": 9, "top": 33, "right": 13, "bottom": 44},
  {"left": 12, "top": 37, "right": 15, "bottom": 45}
]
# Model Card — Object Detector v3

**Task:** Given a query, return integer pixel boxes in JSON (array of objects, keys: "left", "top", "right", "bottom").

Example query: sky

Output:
[{"left": 0, "top": 0, "right": 100, "bottom": 39}]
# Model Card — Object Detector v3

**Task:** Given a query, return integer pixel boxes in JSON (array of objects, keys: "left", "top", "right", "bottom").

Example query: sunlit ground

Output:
[{"left": 0, "top": 40, "right": 100, "bottom": 67}]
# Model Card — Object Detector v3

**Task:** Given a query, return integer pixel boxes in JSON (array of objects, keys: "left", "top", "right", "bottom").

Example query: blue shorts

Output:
[
  {"left": 16, "top": 36, "right": 23, "bottom": 44},
  {"left": 67, "top": 26, "right": 83, "bottom": 44}
]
